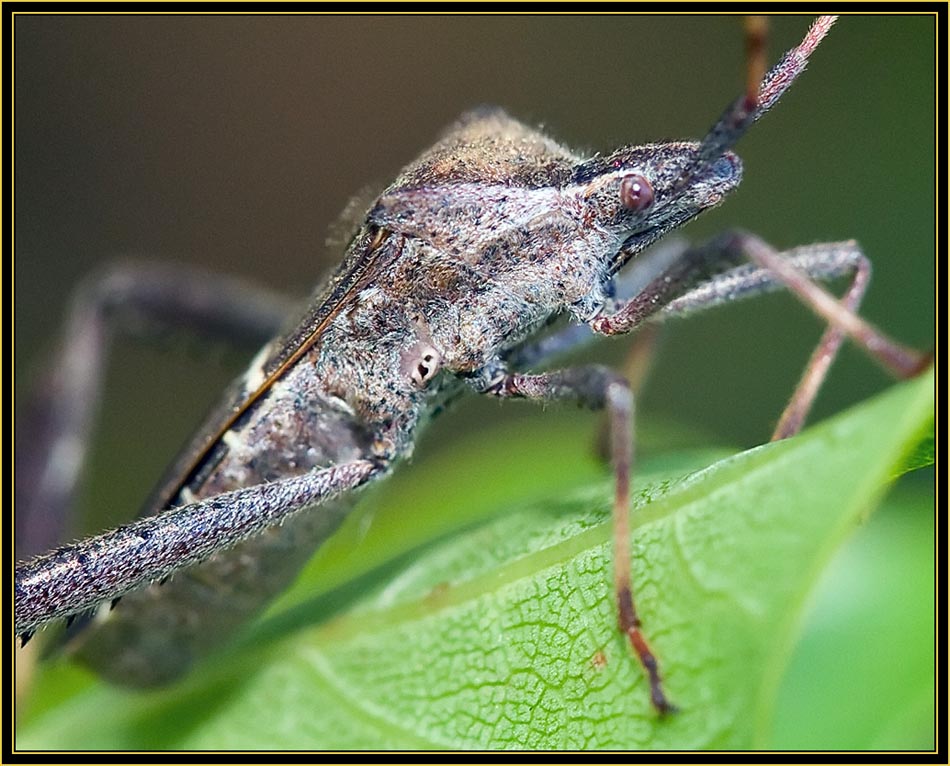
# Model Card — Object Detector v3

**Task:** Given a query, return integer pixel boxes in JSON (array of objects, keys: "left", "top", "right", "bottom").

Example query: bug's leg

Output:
[
  {"left": 15, "top": 459, "right": 381, "bottom": 638},
  {"left": 592, "top": 232, "right": 930, "bottom": 439},
  {"left": 506, "top": 239, "right": 689, "bottom": 372},
  {"left": 484, "top": 366, "right": 675, "bottom": 715},
  {"left": 16, "top": 261, "right": 290, "bottom": 559},
  {"left": 657, "top": 243, "right": 866, "bottom": 440},
  {"left": 729, "top": 235, "right": 931, "bottom": 435}
]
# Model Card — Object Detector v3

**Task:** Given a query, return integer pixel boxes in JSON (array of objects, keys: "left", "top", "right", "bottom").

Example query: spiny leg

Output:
[
  {"left": 484, "top": 366, "right": 675, "bottom": 715},
  {"left": 15, "top": 459, "right": 380, "bottom": 640},
  {"left": 661, "top": 235, "right": 930, "bottom": 436},
  {"left": 16, "top": 261, "right": 291, "bottom": 559},
  {"left": 764, "top": 254, "right": 867, "bottom": 441},
  {"left": 510, "top": 230, "right": 926, "bottom": 443},
  {"left": 592, "top": 232, "right": 928, "bottom": 441},
  {"left": 655, "top": 236, "right": 869, "bottom": 440},
  {"left": 735, "top": 233, "right": 931, "bottom": 380}
]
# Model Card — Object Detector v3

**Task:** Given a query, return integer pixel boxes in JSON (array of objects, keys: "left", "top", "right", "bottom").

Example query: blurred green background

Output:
[{"left": 15, "top": 13, "right": 935, "bottom": 749}]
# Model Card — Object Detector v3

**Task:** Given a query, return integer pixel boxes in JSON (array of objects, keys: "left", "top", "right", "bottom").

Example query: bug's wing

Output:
[{"left": 143, "top": 227, "right": 403, "bottom": 515}]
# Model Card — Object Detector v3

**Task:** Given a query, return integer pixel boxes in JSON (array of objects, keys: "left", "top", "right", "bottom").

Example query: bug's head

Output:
[
  {"left": 571, "top": 142, "right": 742, "bottom": 274},
  {"left": 578, "top": 15, "right": 837, "bottom": 277}
]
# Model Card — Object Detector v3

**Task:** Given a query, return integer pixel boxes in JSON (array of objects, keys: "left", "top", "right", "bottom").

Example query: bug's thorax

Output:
[
  {"left": 278, "top": 118, "right": 748, "bottom": 441},
  {"left": 165, "top": 112, "right": 748, "bottom": 510},
  {"left": 367, "top": 110, "right": 745, "bottom": 333}
]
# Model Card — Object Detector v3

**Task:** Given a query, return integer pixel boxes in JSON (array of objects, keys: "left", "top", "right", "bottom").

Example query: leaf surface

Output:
[{"left": 16, "top": 369, "right": 934, "bottom": 750}]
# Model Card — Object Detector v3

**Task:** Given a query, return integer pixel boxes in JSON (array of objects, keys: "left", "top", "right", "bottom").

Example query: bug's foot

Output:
[{"left": 625, "top": 624, "right": 678, "bottom": 716}]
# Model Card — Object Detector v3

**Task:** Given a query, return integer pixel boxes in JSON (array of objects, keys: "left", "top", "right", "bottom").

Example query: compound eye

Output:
[{"left": 619, "top": 174, "right": 654, "bottom": 213}]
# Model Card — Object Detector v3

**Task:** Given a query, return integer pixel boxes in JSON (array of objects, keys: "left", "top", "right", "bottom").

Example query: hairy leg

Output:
[
  {"left": 15, "top": 459, "right": 380, "bottom": 640},
  {"left": 484, "top": 366, "right": 675, "bottom": 715}
]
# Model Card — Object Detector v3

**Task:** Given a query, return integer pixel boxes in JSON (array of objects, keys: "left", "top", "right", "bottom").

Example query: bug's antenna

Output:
[
  {"left": 671, "top": 15, "right": 837, "bottom": 195},
  {"left": 745, "top": 15, "right": 768, "bottom": 107},
  {"left": 756, "top": 15, "right": 837, "bottom": 114}
]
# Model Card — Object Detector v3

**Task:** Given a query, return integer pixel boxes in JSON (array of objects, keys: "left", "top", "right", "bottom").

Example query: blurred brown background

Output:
[{"left": 14, "top": 14, "right": 935, "bottom": 525}]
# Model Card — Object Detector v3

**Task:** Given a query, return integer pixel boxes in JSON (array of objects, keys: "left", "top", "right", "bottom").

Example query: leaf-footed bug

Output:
[{"left": 14, "top": 16, "right": 932, "bottom": 715}]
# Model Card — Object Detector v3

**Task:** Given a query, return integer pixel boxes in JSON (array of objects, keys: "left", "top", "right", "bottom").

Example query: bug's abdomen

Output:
[{"left": 71, "top": 364, "right": 370, "bottom": 687}]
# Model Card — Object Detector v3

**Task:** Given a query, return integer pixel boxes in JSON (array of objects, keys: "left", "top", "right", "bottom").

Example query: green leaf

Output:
[
  {"left": 16, "top": 369, "right": 933, "bottom": 750},
  {"left": 768, "top": 480, "right": 935, "bottom": 749}
]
